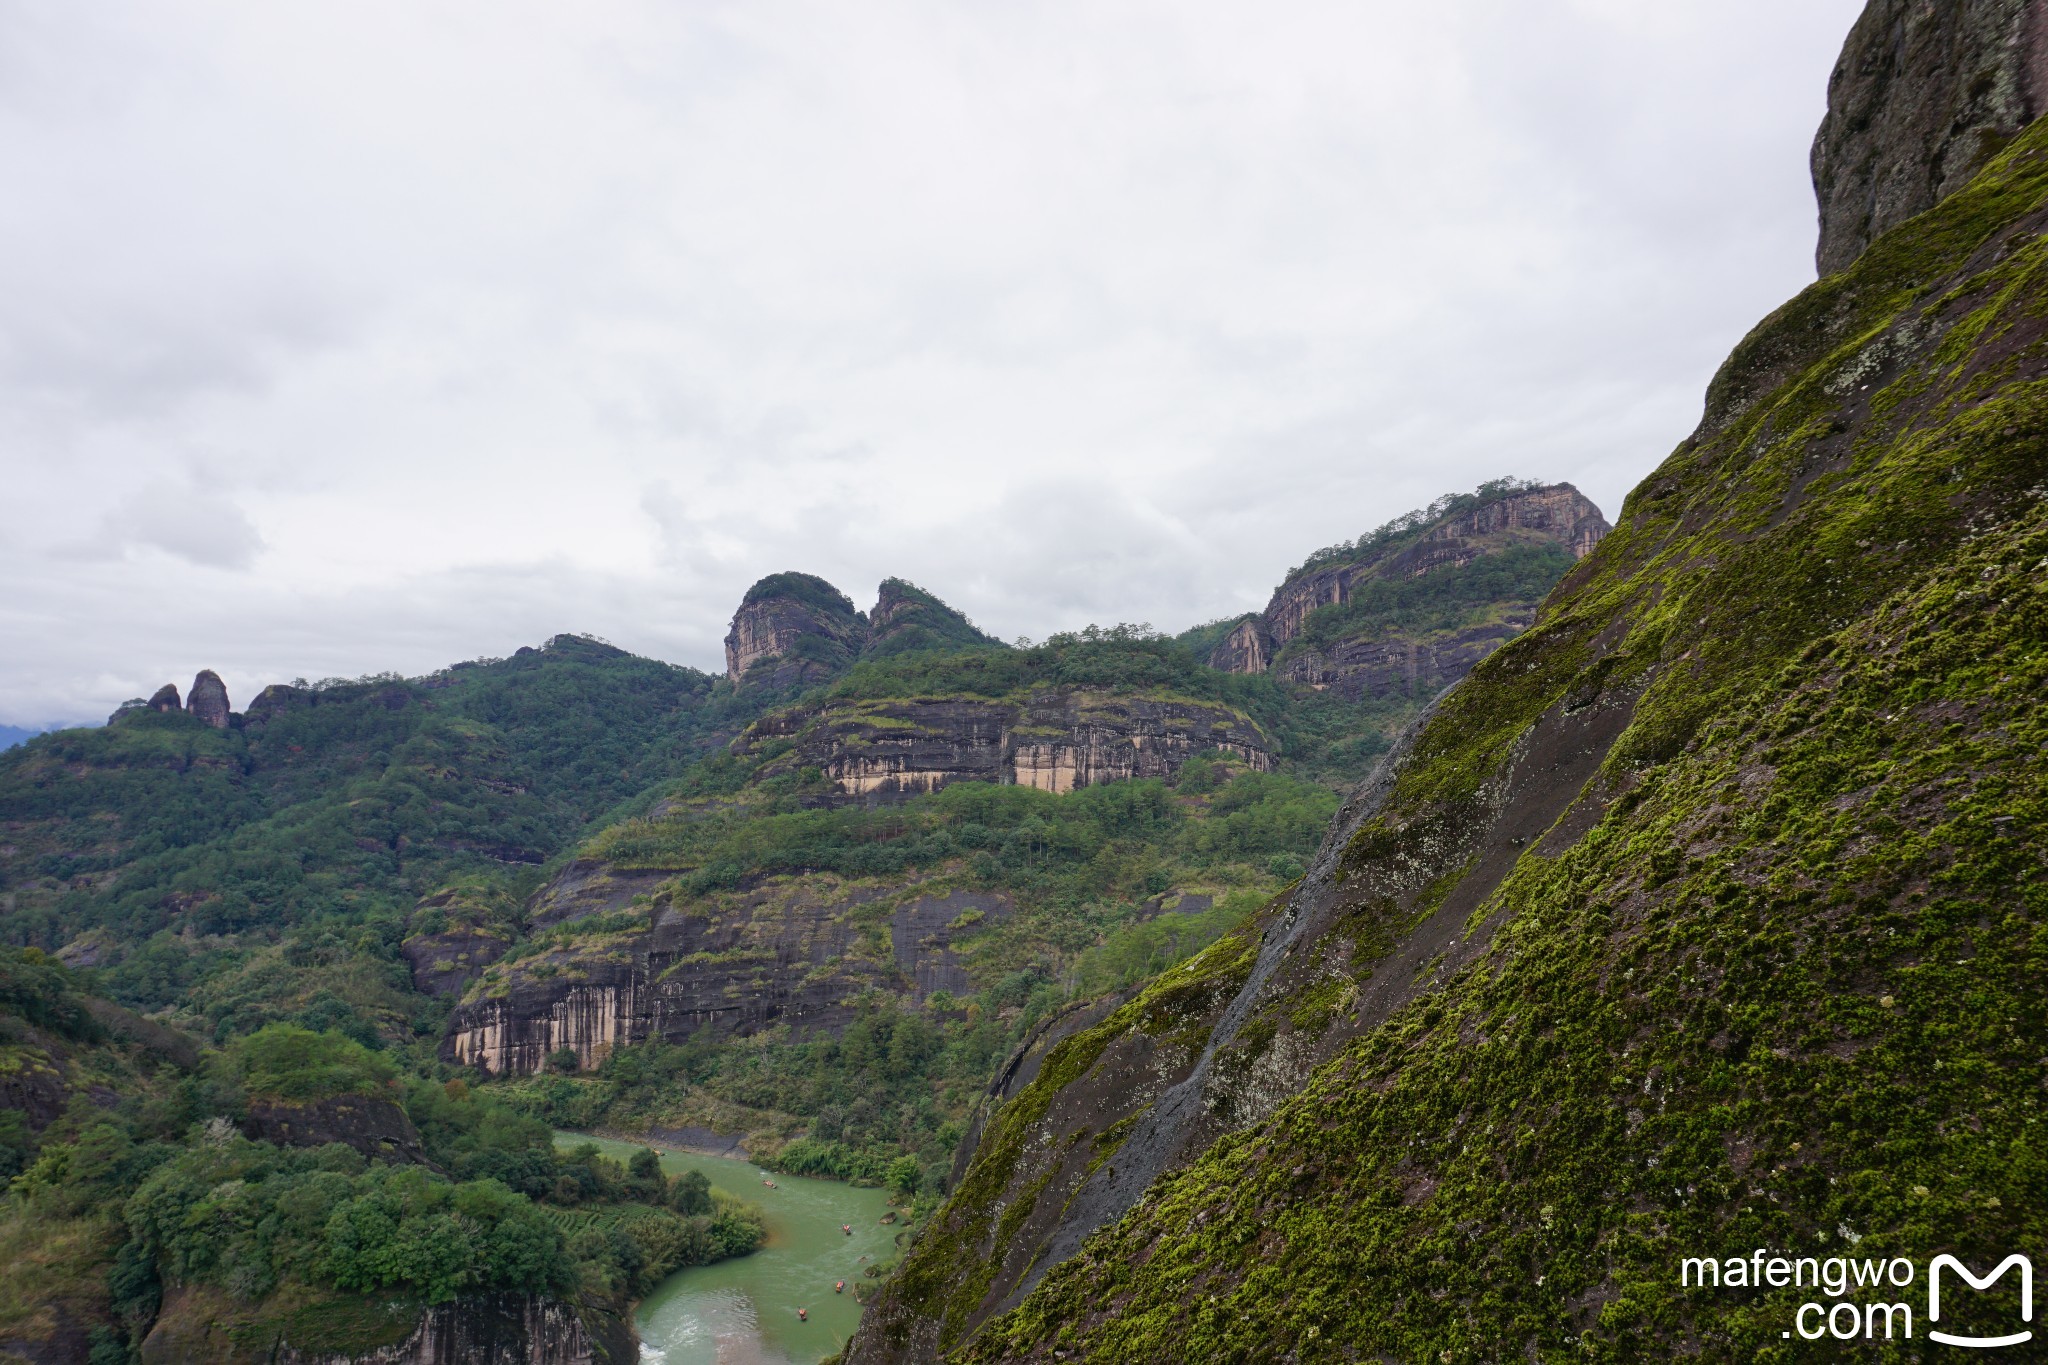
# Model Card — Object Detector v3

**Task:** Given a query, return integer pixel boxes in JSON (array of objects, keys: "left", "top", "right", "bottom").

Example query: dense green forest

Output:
[{"left": 0, "top": 950, "right": 760, "bottom": 1360}]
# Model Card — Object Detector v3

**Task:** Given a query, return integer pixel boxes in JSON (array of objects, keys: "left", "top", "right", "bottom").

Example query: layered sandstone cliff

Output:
[
  {"left": 139, "top": 1287, "right": 632, "bottom": 1365},
  {"left": 739, "top": 689, "right": 1271, "bottom": 802},
  {"left": 723, "top": 572, "right": 867, "bottom": 689},
  {"left": 444, "top": 876, "right": 1012, "bottom": 1076},
  {"left": 1209, "top": 482, "right": 1608, "bottom": 701}
]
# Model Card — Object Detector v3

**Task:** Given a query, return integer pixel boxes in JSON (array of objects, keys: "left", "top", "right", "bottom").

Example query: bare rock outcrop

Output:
[
  {"left": 1210, "top": 482, "right": 1609, "bottom": 700},
  {"left": 242, "top": 682, "right": 312, "bottom": 729},
  {"left": 146, "top": 684, "right": 182, "bottom": 713},
  {"left": 402, "top": 926, "right": 512, "bottom": 998},
  {"left": 724, "top": 572, "right": 866, "bottom": 689},
  {"left": 272, "top": 1295, "right": 632, "bottom": 1365},
  {"left": 185, "top": 669, "right": 232, "bottom": 729},
  {"left": 1206, "top": 617, "right": 1271, "bottom": 675},
  {"left": 738, "top": 690, "right": 1272, "bottom": 803},
  {"left": 1813, "top": 0, "right": 2048, "bottom": 274},
  {"left": 141, "top": 1287, "right": 633, "bottom": 1365},
  {"left": 444, "top": 879, "right": 1012, "bottom": 1076},
  {"left": 724, "top": 574, "right": 1003, "bottom": 688}
]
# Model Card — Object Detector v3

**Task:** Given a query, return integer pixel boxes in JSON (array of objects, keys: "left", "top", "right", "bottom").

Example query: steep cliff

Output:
[
  {"left": 739, "top": 689, "right": 1271, "bottom": 803},
  {"left": 723, "top": 572, "right": 868, "bottom": 689},
  {"left": 242, "top": 1092, "right": 429, "bottom": 1165},
  {"left": 444, "top": 877, "right": 1018, "bottom": 1076},
  {"left": 1813, "top": 0, "right": 2048, "bottom": 273},
  {"left": 851, "top": 24, "right": 2048, "bottom": 1362},
  {"left": 138, "top": 1287, "right": 632, "bottom": 1365},
  {"left": 1210, "top": 481, "right": 1610, "bottom": 702}
]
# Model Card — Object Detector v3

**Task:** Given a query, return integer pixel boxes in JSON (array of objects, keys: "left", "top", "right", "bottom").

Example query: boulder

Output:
[
  {"left": 186, "top": 670, "right": 232, "bottom": 729},
  {"left": 147, "top": 683, "right": 182, "bottom": 713}
]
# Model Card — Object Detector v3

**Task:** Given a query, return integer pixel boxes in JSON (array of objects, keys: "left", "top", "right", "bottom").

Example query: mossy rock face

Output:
[
  {"left": 848, "top": 107, "right": 2048, "bottom": 1365},
  {"left": 849, "top": 921, "right": 1268, "bottom": 1360}
]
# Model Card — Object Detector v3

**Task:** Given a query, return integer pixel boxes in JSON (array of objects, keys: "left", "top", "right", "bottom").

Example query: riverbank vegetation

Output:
[{"left": 0, "top": 961, "right": 763, "bottom": 1359}]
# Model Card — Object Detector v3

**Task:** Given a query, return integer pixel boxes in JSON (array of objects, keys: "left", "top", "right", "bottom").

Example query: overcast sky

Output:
[{"left": 2, "top": 0, "right": 1867, "bottom": 726}]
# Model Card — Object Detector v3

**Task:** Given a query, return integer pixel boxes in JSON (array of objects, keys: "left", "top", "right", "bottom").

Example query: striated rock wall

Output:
[
  {"left": 724, "top": 573, "right": 1001, "bottom": 687},
  {"left": 445, "top": 880, "right": 1013, "bottom": 1076},
  {"left": 864, "top": 578, "right": 1000, "bottom": 657},
  {"left": 741, "top": 690, "right": 1271, "bottom": 803},
  {"left": 139, "top": 1287, "right": 632, "bottom": 1365},
  {"left": 1210, "top": 484, "right": 1608, "bottom": 698},
  {"left": 1813, "top": 0, "right": 2048, "bottom": 274},
  {"left": 275, "top": 1296, "right": 630, "bottom": 1365},
  {"left": 1258, "top": 483, "right": 1607, "bottom": 648},
  {"left": 1272, "top": 613, "right": 1538, "bottom": 700},
  {"left": 723, "top": 572, "right": 865, "bottom": 688},
  {"left": 1203, "top": 618, "right": 1270, "bottom": 676}
]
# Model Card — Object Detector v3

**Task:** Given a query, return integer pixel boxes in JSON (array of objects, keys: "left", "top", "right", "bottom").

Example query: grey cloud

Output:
[
  {"left": 84, "top": 481, "right": 267, "bottom": 569},
  {"left": 0, "top": 0, "right": 1874, "bottom": 728}
]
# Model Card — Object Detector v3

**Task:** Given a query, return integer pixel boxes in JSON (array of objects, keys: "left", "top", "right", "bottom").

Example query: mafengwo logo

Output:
[
  {"left": 1680, "top": 1250, "right": 2033, "bottom": 1346},
  {"left": 1929, "top": 1256, "right": 2033, "bottom": 1349}
]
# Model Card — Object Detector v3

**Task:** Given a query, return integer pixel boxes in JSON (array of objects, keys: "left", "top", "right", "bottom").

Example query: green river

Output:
[{"left": 560, "top": 1134, "right": 897, "bottom": 1365}]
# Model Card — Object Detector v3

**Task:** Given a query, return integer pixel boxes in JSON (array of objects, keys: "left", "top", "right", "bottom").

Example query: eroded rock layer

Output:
[
  {"left": 444, "top": 877, "right": 1013, "bottom": 1076},
  {"left": 739, "top": 690, "right": 1272, "bottom": 802},
  {"left": 1209, "top": 483, "right": 1608, "bottom": 701},
  {"left": 139, "top": 1287, "right": 632, "bottom": 1365}
]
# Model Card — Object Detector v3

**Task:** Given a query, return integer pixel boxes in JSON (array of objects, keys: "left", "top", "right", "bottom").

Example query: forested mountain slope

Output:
[
  {"left": 846, "top": 13, "right": 2048, "bottom": 1363},
  {"left": 0, "top": 521, "right": 1574, "bottom": 1359}
]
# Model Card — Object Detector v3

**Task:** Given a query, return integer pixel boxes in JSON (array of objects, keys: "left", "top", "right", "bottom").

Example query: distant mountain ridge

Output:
[
  {"left": 724, "top": 574, "right": 1005, "bottom": 690},
  {"left": 1208, "top": 480, "right": 1609, "bottom": 699}
]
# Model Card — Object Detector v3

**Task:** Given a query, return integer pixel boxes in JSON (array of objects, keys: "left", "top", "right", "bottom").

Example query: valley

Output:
[{"left": 0, "top": 483, "right": 1601, "bottom": 1362}]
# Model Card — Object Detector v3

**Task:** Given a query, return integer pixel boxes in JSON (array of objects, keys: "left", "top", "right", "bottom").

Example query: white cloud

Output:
[{"left": 0, "top": 0, "right": 1869, "bottom": 725}]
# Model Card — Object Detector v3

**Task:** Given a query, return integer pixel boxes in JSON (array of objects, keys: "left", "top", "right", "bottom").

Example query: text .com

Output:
[{"left": 1681, "top": 1250, "right": 2033, "bottom": 1346}]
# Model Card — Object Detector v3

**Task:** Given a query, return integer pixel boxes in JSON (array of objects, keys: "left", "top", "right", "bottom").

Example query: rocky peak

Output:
[
  {"left": 243, "top": 683, "right": 311, "bottom": 729},
  {"left": 1410, "top": 482, "right": 1608, "bottom": 562},
  {"left": 1212, "top": 482, "right": 1610, "bottom": 685},
  {"left": 146, "top": 684, "right": 182, "bottom": 713},
  {"left": 724, "top": 571, "right": 865, "bottom": 689},
  {"left": 863, "top": 578, "right": 1001, "bottom": 658},
  {"left": 1813, "top": 0, "right": 2048, "bottom": 275},
  {"left": 185, "top": 670, "right": 231, "bottom": 729}
]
